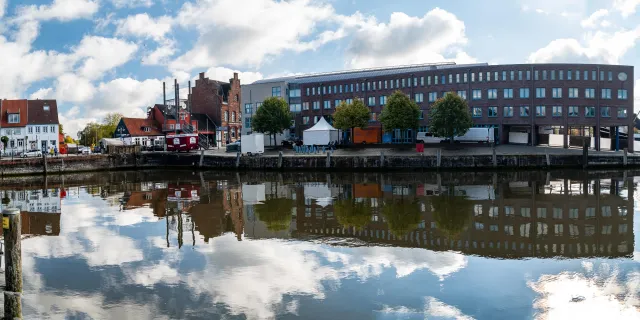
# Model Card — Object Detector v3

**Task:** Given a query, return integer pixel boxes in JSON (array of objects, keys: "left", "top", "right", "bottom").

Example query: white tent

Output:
[{"left": 303, "top": 117, "right": 339, "bottom": 146}]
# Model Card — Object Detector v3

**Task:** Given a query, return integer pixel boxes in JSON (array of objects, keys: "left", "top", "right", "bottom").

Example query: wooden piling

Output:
[{"left": 3, "top": 207, "right": 22, "bottom": 319}]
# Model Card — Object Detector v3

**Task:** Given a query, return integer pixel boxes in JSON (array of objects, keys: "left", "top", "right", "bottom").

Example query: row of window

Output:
[
  {"left": 471, "top": 106, "right": 627, "bottom": 118},
  {"left": 473, "top": 205, "right": 626, "bottom": 218},
  {"left": 223, "top": 111, "right": 238, "bottom": 122},
  {"left": 303, "top": 69, "right": 625, "bottom": 97},
  {"left": 472, "top": 88, "right": 627, "bottom": 100},
  {"left": 2, "top": 126, "right": 57, "bottom": 135}
]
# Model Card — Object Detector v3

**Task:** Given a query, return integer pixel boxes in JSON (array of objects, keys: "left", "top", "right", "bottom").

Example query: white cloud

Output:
[
  {"left": 613, "top": 0, "right": 640, "bottom": 18},
  {"left": 72, "top": 36, "right": 138, "bottom": 80},
  {"left": 0, "top": 0, "right": 6, "bottom": 18},
  {"left": 171, "top": 0, "right": 338, "bottom": 72},
  {"left": 110, "top": 0, "right": 153, "bottom": 8},
  {"left": 344, "top": 8, "right": 475, "bottom": 69},
  {"left": 55, "top": 73, "right": 96, "bottom": 103},
  {"left": 15, "top": 0, "right": 99, "bottom": 22},
  {"left": 520, "top": 0, "right": 588, "bottom": 17},
  {"left": 142, "top": 40, "right": 176, "bottom": 66},
  {"left": 580, "top": 9, "right": 610, "bottom": 29},
  {"left": 528, "top": 26, "right": 640, "bottom": 64},
  {"left": 423, "top": 297, "right": 475, "bottom": 320},
  {"left": 115, "top": 13, "right": 174, "bottom": 41},
  {"left": 29, "top": 87, "right": 53, "bottom": 99}
]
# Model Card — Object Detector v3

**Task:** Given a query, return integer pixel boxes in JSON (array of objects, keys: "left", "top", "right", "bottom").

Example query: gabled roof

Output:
[
  {"left": 0, "top": 99, "right": 28, "bottom": 127},
  {"left": 154, "top": 104, "right": 177, "bottom": 121},
  {"left": 27, "top": 99, "right": 59, "bottom": 125},
  {"left": 304, "top": 117, "right": 337, "bottom": 131},
  {"left": 121, "top": 118, "right": 162, "bottom": 136}
]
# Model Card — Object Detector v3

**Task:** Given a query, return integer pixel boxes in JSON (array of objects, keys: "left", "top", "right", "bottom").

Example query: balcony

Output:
[{"left": 162, "top": 124, "right": 196, "bottom": 132}]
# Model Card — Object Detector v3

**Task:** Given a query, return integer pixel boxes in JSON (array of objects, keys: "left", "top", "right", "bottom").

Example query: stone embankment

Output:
[{"left": 0, "top": 149, "right": 639, "bottom": 176}]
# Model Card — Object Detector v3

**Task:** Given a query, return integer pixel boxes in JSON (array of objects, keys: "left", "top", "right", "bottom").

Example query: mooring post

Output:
[
  {"left": 3, "top": 207, "right": 22, "bottom": 319},
  {"left": 43, "top": 153, "right": 48, "bottom": 175},
  {"left": 380, "top": 151, "right": 384, "bottom": 168},
  {"left": 326, "top": 151, "right": 331, "bottom": 168},
  {"left": 199, "top": 149, "right": 205, "bottom": 168},
  {"left": 623, "top": 148, "right": 628, "bottom": 167},
  {"left": 235, "top": 152, "right": 241, "bottom": 169},
  {"left": 545, "top": 148, "right": 550, "bottom": 167},
  {"left": 583, "top": 140, "right": 589, "bottom": 169},
  {"left": 436, "top": 149, "right": 442, "bottom": 168},
  {"left": 278, "top": 151, "right": 283, "bottom": 169},
  {"left": 492, "top": 145, "right": 497, "bottom": 168}
]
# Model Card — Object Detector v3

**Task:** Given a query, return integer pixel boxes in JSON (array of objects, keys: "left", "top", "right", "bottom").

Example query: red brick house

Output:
[
  {"left": 147, "top": 103, "right": 198, "bottom": 134},
  {"left": 189, "top": 72, "right": 241, "bottom": 146}
]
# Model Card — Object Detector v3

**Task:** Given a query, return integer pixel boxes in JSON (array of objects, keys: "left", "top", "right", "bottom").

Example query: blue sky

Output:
[{"left": 0, "top": 0, "right": 639, "bottom": 137}]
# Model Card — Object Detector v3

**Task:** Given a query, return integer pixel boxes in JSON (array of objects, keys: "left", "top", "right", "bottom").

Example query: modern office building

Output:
[
  {"left": 241, "top": 77, "right": 295, "bottom": 145},
  {"left": 251, "top": 62, "right": 634, "bottom": 151}
]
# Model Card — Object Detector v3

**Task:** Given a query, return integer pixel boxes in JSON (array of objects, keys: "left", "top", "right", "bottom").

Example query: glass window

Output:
[
  {"left": 592, "top": 70, "right": 596, "bottom": 81},
  {"left": 456, "top": 74, "right": 460, "bottom": 83},
  {"left": 608, "top": 71, "right": 612, "bottom": 81},
  {"left": 535, "top": 70, "right": 539, "bottom": 80},
  {"left": 449, "top": 74, "right": 453, "bottom": 84},
  {"left": 472, "top": 107, "right": 482, "bottom": 117},
  {"left": 434, "top": 76, "right": 438, "bottom": 85},
  {"left": 618, "top": 89, "right": 628, "bottom": 99},
  {"left": 568, "top": 88, "right": 579, "bottom": 98},
  {"left": 368, "top": 97, "right": 376, "bottom": 106},
  {"left": 585, "top": 88, "right": 595, "bottom": 99},
  {"left": 414, "top": 93, "right": 423, "bottom": 103},
  {"left": 601, "top": 106, "right": 610, "bottom": 117},
  {"left": 518, "top": 70, "right": 523, "bottom": 81},
  {"left": 568, "top": 70, "right": 572, "bottom": 80},
  {"left": 8, "top": 114, "right": 19, "bottom": 123},
  {"left": 429, "top": 92, "right": 438, "bottom": 102},
  {"left": 536, "top": 88, "right": 545, "bottom": 98},
  {"left": 576, "top": 70, "right": 580, "bottom": 80},
  {"left": 503, "top": 106, "right": 513, "bottom": 117},
  {"left": 526, "top": 70, "right": 531, "bottom": 80},
  {"left": 488, "top": 106, "right": 498, "bottom": 117},
  {"left": 552, "top": 106, "right": 562, "bottom": 117},
  {"left": 494, "top": 72, "right": 499, "bottom": 81},
  {"left": 536, "top": 106, "right": 546, "bottom": 117},
  {"left": 510, "top": 71, "right": 514, "bottom": 81},
  {"left": 289, "top": 88, "right": 301, "bottom": 97},
  {"left": 290, "top": 103, "right": 301, "bottom": 112},
  {"left": 302, "top": 102, "right": 310, "bottom": 110},
  {"left": 602, "top": 88, "right": 611, "bottom": 99},
  {"left": 420, "top": 77, "right": 424, "bottom": 86},
  {"left": 618, "top": 107, "right": 627, "bottom": 118},
  {"left": 552, "top": 88, "right": 562, "bottom": 98},
  {"left": 463, "top": 73, "right": 468, "bottom": 83},
  {"left": 313, "top": 101, "right": 320, "bottom": 109},
  {"left": 472, "top": 89, "right": 482, "bottom": 100},
  {"left": 520, "top": 105, "right": 529, "bottom": 117},
  {"left": 600, "top": 70, "right": 604, "bottom": 81},
  {"left": 487, "top": 72, "right": 491, "bottom": 81},
  {"left": 306, "top": 88, "right": 310, "bottom": 96},
  {"left": 244, "top": 103, "right": 252, "bottom": 114},
  {"left": 542, "top": 70, "right": 547, "bottom": 80},
  {"left": 324, "top": 100, "right": 331, "bottom": 109},
  {"left": 413, "top": 78, "right": 417, "bottom": 87},
  {"left": 584, "top": 70, "right": 589, "bottom": 80},
  {"left": 585, "top": 106, "right": 596, "bottom": 117},
  {"left": 377, "top": 96, "right": 385, "bottom": 105},
  {"left": 559, "top": 70, "right": 564, "bottom": 80},
  {"left": 488, "top": 89, "right": 498, "bottom": 99},
  {"left": 520, "top": 88, "right": 530, "bottom": 98},
  {"left": 457, "top": 90, "right": 467, "bottom": 100},
  {"left": 479, "top": 72, "right": 483, "bottom": 82},
  {"left": 504, "top": 89, "right": 513, "bottom": 99},
  {"left": 471, "top": 73, "right": 475, "bottom": 82},
  {"left": 568, "top": 106, "right": 579, "bottom": 117},
  {"left": 502, "top": 71, "right": 507, "bottom": 81}
]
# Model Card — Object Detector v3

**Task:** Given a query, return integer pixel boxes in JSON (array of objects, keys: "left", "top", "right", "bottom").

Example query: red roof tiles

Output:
[
  {"left": 0, "top": 99, "right": 28, "bottom": 127},
  {"left": 121, "top": 118, "right": 162, "bottom": 136},
  {"left": 27, "top": 100, "right": 59, "bottom": 125}
]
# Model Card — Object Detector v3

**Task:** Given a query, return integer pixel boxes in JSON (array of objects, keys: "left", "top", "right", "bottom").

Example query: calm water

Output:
[{"left": 1, "top": 170, "right": 639, "bottom": 320}]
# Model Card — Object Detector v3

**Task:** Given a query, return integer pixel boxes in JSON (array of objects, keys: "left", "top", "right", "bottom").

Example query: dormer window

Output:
[
  {"left": 43, "top": 104, "right": 50, "bottom": 111},
  {"left": 8, "top": 114, "right": 19, "bottom": 124},
  {"left": 143, "top": 127, "right": 151, "bottom": 132}
]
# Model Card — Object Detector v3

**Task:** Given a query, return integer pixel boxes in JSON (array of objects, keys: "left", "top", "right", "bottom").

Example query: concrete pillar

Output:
[
  {"left": 531, "top": 124, "right": 536, "bottom": 146},
  {"left": 615, "top": 126, "right": 620, "bottom": 151},
  {"left": 563, "top": 126, "right": 569, "bottom": 149},
  {"left": 594, "top": 126, "right": 600, "bottom": 151}
]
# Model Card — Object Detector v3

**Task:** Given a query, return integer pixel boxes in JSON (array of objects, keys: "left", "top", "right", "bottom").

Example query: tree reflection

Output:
[
  {"left": 334, "top": 198, "right": 372, "bottom": 230},
  {"left": 382, "top": 198, "right": 422, "bottom": 237},
  {"left": 431, "top": 189, "right": 473, "bottom": 238},
  {"left": 254, "top": 197, "right": 295, "bottom": 232}
]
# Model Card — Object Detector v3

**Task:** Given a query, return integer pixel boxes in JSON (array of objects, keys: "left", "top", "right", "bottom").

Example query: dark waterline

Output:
[{"left": 1, "top": 170, "right": 638, "bottom": 319}]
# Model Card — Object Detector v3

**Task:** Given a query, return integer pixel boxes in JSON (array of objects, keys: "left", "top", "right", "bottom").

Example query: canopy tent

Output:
[{"left": 303, "top": 117, "right": 339, "bottom": 146}]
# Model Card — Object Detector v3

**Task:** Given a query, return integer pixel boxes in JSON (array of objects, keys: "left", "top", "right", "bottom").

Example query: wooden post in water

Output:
[
  {"left": 3, "top": 207, "right": 22, "bottom": 319},
  {"left": 623, "top": 148, "right": 628, "bottom": 167},
  {"left": 582, "top": 139, "right": 589, "bottom": 169},
  {"left": 43, "top": 153, "right": 48, "bottom": 175},
  {"left": 278, "top": 151, "right": 283, "bottom": 169},
  {"left": 379, "top": 151, "right": 385, "bottom": 168},
  {"left": 199, "top": 149, "right": 205, "bottom": 168},
  {"left": 235, "top": 152, "right": 241, "bottom": 169},
  {"left": 325, "top": 152, "right": 330, "bottom": 168},
  {"left": 492, "top": 145, "right": 497, "bottom": 168},
  {"left": 545, "top": 148, "right": 550, "bottom": 167}
]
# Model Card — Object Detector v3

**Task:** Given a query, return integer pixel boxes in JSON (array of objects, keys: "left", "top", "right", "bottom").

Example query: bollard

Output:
[
  {"left": 235, "top": 152, "right": 241, "bottom": 169},
  {"left": 436, "top": 149, "right": 442, "bottom": 168},
  {"left": 199, "top": 149, "right": 205, "bottom": 168},
  {"left": 43, "top": 153, "right": 48, "bottom": 175},
  {"left": 278, "top": 151, "right": 283, "bottom": 169},
  {"left": 3, "top": 208, "right": 22, "bottom": 319},
  {"left": 623, "top": 148, "right": 628, "bottom": 167},
  {"left": 545, "top": 148, "right": 550, "bottom": 167},
  {"left": 492, "top": 146, "right": 497, "bottom": 168},
  {"left": 582, "top": 140, "right": 589, "bottom": 169},
  {"left": 326, "top": 152, "right": 331, "bottom": 168},
  {"left": 380, "top": 151, "right": 385, "bottom": 168}
]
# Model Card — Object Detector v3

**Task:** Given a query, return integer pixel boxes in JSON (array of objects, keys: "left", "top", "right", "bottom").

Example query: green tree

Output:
[
  {"left": 101, "top": 113, "right": 123, "bottom": 138},
  {"left": 428, "top": 92, "right": 473, "bottom": 144},
  {"left": 332, "top": 99, "right": 370, "bottom": 143},
  {"left": 379, "top": 90, "right": 421, "bottom": 133},
  {"left": 251, "top": 97, "right": 293, "bottom": 146},
  {"left": 334, "top": 198, "right": 372, "bottom": 230},
  {"left": 64, "top": 136, "right": 75, "bottom": 144},
  {"left": 431, "top": 188, "right": 474, "bottom": 238},
  {"left": 381, "top": 198, "right": 422, "bottom": 237},
  {"left": 59, "top": 124, "right": 64, "bottom": 136},
  {"left": 254, "top": 197, "right": 295, "bottom": 232}
]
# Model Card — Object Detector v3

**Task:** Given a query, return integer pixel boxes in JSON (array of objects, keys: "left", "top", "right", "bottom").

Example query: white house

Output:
[
  {"left": 0, "top": 99, "right": 28, "bottom": 155},
  {"left": 26, "top": 99, "right": 60, "bottom": 153}
]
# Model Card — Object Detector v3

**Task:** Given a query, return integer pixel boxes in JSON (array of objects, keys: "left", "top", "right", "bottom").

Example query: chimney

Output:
[
  {"left": 199, "top": 72, "right": 205, "bottom": 80},
  {"left": 233, "top": 72, "right": 238, "bottom": 80}
]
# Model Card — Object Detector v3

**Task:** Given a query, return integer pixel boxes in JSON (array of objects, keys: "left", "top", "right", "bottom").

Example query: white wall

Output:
[
  {"left": 126, "top": 136, "right": 165, "bottom": 146},
  {"left": 0, "top": 189, "right": 62, "bottom": 213},
  {"left": 26, "top": 124, "right": 59, "bottom": 152},
  {"left": 1, "top": 127, "right": 27, "bottom": 155},
  {"left": 508, "top": 132, "right": 528, "bottom": 144},
  {"left": 548, "top": 134, "right": 566, "bottom": 147}
]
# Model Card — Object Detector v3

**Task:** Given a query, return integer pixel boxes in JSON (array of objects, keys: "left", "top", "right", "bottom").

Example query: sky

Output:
[{"left": 0, "top": 0, "right": 639, "bottom": 138}]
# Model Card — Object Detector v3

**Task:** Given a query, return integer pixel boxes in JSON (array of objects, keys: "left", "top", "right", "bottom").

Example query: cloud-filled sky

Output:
[{"left": 0, "top": 0, "right": 639, "bottom": 137}]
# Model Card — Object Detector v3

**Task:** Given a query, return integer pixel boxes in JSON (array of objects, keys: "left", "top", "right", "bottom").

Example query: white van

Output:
[
  {"left": 454, "top": 127, "right": 494, "bottom": 143},
  {"left": 416, "top": 132, "right": 445, "bottom": 144}
]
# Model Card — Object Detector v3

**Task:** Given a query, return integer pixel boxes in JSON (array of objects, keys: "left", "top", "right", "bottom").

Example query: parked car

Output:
[
  {"left": 78, "top": 147, "right": 91, "bottom": 154},
  {"left": 226, "top": 140, "right": 241, "bottom": 152},
  {"left": 22, "top": 150, "right": 42, "bottom": 158}
]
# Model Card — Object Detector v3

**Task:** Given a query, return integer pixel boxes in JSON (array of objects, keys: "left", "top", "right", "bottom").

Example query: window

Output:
[
  {"left": 463, "top": 73, "right": 468, "bottom": 83},
  {"left": 223, "top": 111, "right": 228, "bottom": 122},
  {"left": 442, "top": 75, "right": 446, "bottom": 84},
  {"left": 535, "top": 70, "right": 539, "bottom": 80},
  {"left": 601, "top": 88, "right": 611, "bottom": 99},
  {"left": 429, "top": 92, "right": 438, "bottom": 102},
  {"left": 618, "top": 107, "right": 627, "bottom": 118},
  {"left": 456, "top": 74, "right": 460, "bottom": 83},
  {"left": 618, "top": 89, "right": 628, "bottom": 99},
  {"left": 313, "top": 101, "right": 320, "bottom": 110},
  {"left": 542, "top": 70, "right": 547, "bottom": 80},
  {"left": 502, "top": 71, "right": 507, "bottom": 81},
  {"left": 471, "top": 73, "right": 475, "bottom": 82},
  {"left": 401, "top": 79, "right": 405, "bottom": 88},
  {"left": 449, "top": 74, "right": 453, "bottom": 84},
  {"left": 510, "top": 70, "right": 514, "bottom": 81},
  {"left": 568, "top": 88, "right": 579, "bottom": 98},
  {"left": 488, "top": 89, "right": 498, "bottom": 99},
  {"left": 303, "top": 116, "right": 310, "bottom": 125},
  {"left": 503, "top": 106, "right": 513, "bottom": 117},
  {"left": 584, "top": 70, "right": 589, "bottom": 80},
  {"left": 568, "top": 106, "right": 579, "bottom": 117},
  {"left": 323, "top": 86, "right": 327, "bottom": 94},
  {"left": 368, "top": 97, "right": 376, "bottom": 106},
  {"left": 608, "top": 71, "right": 612, "bottom": 81},
  {"left": 551, "top": 70, "right": 555, "bottom": 80},
  {"left": 289, "top": 89, "right": 301, "bottom": 97},
  {"left": 518, "top": 70, "right": 523, "bottom": 80},
  {"left": 552, "top": 88, "right": 562, "bottom": 98},
  {"left": 592, "top": 70, "right": 596, "bottom": 81},
  {"left": 585, "top": 88, "right": 595, "bottom": 99},
  {"left": 601, "top": 106, "right": 610, "bottom": 117},
  {"left": 51, "top": 126, "right": 55, "bottom": 133},
  {"left": 493, "top": 71, "right": 498, "bottom": 81},
  {"left": 488, "top": 106, "right": 498, "bottom": 117},
  {"left": 369, "top": 112, "right": 377, "bottom": 122},
  {"left": 536, "top": 88, "right": 545, "bottom": 98},
  {"left": 585, "top": 106, "right": 596, "bottom": 117},
  {"left": 290, "top": 103, "right": 301, "bottom": 112},
  {"left": 536, "top": 106, "right": 546, "bottom": 117},
  {"left": 302, "top": 102, "right": 310, "bottom": 110},
  {"left": 367, "top": 82, "right": 371, "bottom": 91},
  {"left": 520, "top": 105, "right": 530, "bottom": 117},
  {"left": 36, "top": 126, "right": 41, "bottom": 133},
  {"left": 520, "top": 88, "right": 530, "bottom": 98},
  {"left": 28, "top": 127, "right": 33, "bottom": 134},
  {"left": 504, "top": 89, "right": 513, "bottom": 99},
  {"left": 346, "top": 98, "right": 353, "bottom": 104},
  {"left": 457, "top": 90, "right": 466, "bottom": 100},
  {"left": 414, "top": 93, "right": 424, "bottom": 103},
  {"left": 339, "top": 85, "right": 343, "bottom": 93},
  {"left": 552, "top": 106, "right": 562, "bottom": 117},
  {"left": 487, "top": 72, "right": 491, "bottom": 81},
  {"left": 600, "top": 70, "right": 604, "bottom": 81},
  {"left": 244, "top": 103, "right": 252, "bottom": 114},
  {"left": 559, "top": 70, "right": 564, "bottom": 80},
  {"left": 419, "top": 110, "right": 424, "bottom": 119},
  {"left": 479, "top": 72, "right": 483, "bottom": 82},
  {"left": 472, "top": 89, "right": 482, "bottom": 100},
  {"left": 526, "top": 70, "right": 531, "bottom": 80},
  {"left": 314, "top": 116, "right": 320, "bottom": 124},
  {"left": 324, "top": 101, "right": 331, "bottom": 109},
  {"left": 396, "top": 79, "right": 400, "bottom": 87},
  {"left": 8, "top": 114, "right": 19, "bottom": 123},
  {"left": 43, "top": 126, "right": 48, "bottom": 133},
  {"left": 568, "top": 70, "right": 572, "bottom": 80},
  {"left": 380, "top": 96, "right": 387, "bottom": 105},
  {"left": 472, "top": 107, "right": 482, "bottom": 117},
  {"left": 575, "top": 70, "right": 580, "bottom": 80}
]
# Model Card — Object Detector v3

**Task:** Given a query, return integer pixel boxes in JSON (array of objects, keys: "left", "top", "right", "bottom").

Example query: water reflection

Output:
[{"left": 0, "top": 170, "right": 638, "bottom": 319}]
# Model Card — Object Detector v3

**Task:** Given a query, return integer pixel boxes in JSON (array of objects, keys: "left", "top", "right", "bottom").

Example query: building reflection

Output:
[
  {"left": 0, "top": 188, "right": 62, "bottom": 237},
  {"left": 114, "top": 173, "right": 635, "bottom": 259}
]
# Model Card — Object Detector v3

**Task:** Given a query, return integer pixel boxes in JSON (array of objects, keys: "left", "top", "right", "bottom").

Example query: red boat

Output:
[{"left": 166, "top": 134, "right": 198, "bottom": 152}]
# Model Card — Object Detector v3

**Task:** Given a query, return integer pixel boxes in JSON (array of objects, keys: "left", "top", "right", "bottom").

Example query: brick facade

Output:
[{"left": 190, "top": 72, "right": 242, "bottom": 145}]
